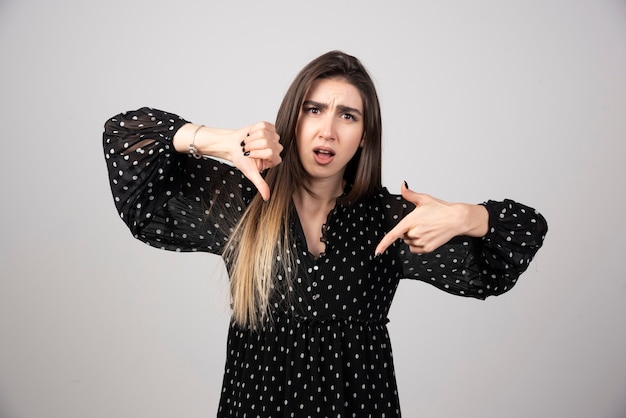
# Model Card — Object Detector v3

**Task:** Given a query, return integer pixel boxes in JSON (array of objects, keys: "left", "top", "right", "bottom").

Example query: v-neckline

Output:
[{"left": 292, "top": 203, "right": 339, "bottom": 261}]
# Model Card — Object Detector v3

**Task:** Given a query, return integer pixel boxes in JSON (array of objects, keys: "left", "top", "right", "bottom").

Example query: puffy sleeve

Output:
[
  {"left": 102, "top": 107, "right": 254, "bottom": 254},
  {"left": 383, "top": 192, "right": 548, "bottom": 298}
]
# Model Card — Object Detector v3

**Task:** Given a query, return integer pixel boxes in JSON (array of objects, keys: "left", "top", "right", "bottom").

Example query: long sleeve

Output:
[
  {"left": 383, "top": 192, "right": 548, "bottom": 298},
  {"left": 102, "top": 107, "right": 254, "bottom": 253}
]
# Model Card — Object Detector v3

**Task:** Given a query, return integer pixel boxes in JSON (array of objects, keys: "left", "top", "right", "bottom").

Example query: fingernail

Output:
[
  {"left": 242, "top": 146, "right": 246, "bottom": 153},
  {"left": 246, "top": 132, "right": 250, "bottom": 137},
  {"left": 243, "top": 151, "right": 250, "bottom": 157},
  {"left": 374, "top": 252, "right": 382, "bottom": 259},
  {"left": 240, "top": 140, "right": 246, "bottom": 147},
  {"left": 403, "top": 180, "right": 409, "bottom": 189}
]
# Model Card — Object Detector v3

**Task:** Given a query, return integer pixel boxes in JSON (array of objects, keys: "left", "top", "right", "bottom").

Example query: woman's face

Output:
[{"left": 295, "top": 77, "right": 364, "bottom": 186}]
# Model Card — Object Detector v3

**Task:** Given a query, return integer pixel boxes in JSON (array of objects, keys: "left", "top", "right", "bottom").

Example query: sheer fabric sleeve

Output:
[
  {"left": 102, "top": 107, "right": 254, "bottom": 254},
  {"left": 382, "top": 192, "right": 548, "bottom": 298}
]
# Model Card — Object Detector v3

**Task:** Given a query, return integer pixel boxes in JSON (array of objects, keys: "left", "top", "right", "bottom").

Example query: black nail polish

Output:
[
  {"left": 403, "top": 180, "right": 409, "bottom": 189},
  {"left": 243, "top": 151, "right": 250, "bottom": 157},
  {"left": 240, "top": 140, "right": 246, "bottom": 147},
  {"left": 374, "top": 252, "right": 382, "bottom": 259}
]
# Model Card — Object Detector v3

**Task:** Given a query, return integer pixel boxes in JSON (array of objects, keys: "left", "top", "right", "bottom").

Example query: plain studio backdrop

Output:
[{"left": 1, "top": 1, "right": 625, "bottom": 417}]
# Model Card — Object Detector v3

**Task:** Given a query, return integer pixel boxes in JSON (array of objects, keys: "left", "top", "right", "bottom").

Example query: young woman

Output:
[{"left": 103, "top": 50, "right": 547, "bottom": 417}]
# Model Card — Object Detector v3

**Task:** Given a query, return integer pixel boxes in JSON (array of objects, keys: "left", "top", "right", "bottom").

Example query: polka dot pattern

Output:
[{"left": 103, "top": 108, "right": 548, "bottom": 417}]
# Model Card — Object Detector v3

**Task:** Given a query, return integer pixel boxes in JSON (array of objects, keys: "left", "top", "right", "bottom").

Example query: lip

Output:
[{"left": 312, "top": 146, "right": 336, "bottom": 165}]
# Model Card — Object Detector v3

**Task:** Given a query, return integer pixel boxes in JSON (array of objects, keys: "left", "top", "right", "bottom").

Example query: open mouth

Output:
[
  {"left": 313, "top": 147, "right": 336, "bottom": 165},
  {"left": 314, "top": 149, "right": 335, "bottom": 157}
]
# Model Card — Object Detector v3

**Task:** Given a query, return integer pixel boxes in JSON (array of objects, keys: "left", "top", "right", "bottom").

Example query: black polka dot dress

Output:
[{"left": 103, "top": 108, "right": 548, "bottom": 417}]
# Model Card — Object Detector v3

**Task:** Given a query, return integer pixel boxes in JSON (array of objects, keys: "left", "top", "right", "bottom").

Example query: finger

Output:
[
  {"left": 403, "top": 237, "right": 425, "bottom": 249},
  {"left": 244, "top": 133, "right": 282, "bottom": 151},
  {"left": 246, "top": 122, "right": 279, "bottom": 143},
  {"left": 406, "top": 243, "right": 427, "bottom": 255},
  {"left": 407, "top": 240, "right": 438, "bottom": 254},
  {"left": 248, "top": 120, "right": 276, "bottom": 133},
  {"left": 241, "top": 166, "right": 270, "bottom": 201},
  {"left": 374, "top": 217, "right": 412, "bottom": 256},
  {"left": 244, "top": 149, "right": 282, "bottom": 167},
  {"left": 401, "top": 182, "right": 429, "bottom": 206},
  {"left": 242, "top": 139, "right": 277, "bottom": 156},
  {"left": 242, "top": 136, "right": 269, "bottom": 150},
  {"left": 241, "top": 131, "right": 283, "bottom": 167}
]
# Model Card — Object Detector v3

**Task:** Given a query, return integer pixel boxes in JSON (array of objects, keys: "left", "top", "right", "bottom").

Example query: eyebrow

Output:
[{"left": 303, "top": 100, "right": 363, "bottom": 116}]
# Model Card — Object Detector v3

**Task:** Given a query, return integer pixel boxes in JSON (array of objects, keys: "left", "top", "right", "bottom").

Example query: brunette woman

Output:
[{"left": 103, "top": 50, "right": 547, "bottom": 417}]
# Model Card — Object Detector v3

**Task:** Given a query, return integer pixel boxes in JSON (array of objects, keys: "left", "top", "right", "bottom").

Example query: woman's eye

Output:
[
  {"left": 342, "top": 113, "right": 355, "bottom": 120},
  {"left": 305, "top": 107, "right": 320, "bottom": 114}
]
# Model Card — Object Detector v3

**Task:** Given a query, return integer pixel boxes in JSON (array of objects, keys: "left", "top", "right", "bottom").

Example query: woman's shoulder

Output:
[
  {"left": 374, "top": 187, "right": 413, "bottom": 209},
  {"left": 346, "top": 187, "right": 415, "bottom": 217}
]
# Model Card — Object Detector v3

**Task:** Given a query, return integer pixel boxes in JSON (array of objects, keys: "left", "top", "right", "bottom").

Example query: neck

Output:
[{"left": 295, "top": 177, "right": 344, "bottom": 206}]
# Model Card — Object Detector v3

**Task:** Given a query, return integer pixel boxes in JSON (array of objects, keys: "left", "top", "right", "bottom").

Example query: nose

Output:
[{"left": 318, "top": 114, "right": 336, "bottom": 141}]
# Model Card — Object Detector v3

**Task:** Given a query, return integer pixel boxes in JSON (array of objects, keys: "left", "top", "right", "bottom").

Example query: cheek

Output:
[
  {"left": 347, "top": 128, "right": 365, "bottom": 151},
  {"left": 342, "top": 137, "right": 364, "bottom": 164},
  {"left": 294, "top": 119, "right": 309, "bottom": 146},
  {"left": 294, "top": 123, "right": 304, "bottom": 148}
]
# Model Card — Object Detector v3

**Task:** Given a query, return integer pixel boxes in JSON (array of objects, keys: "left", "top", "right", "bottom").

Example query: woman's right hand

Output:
[
  {"left": 174, "top": 121, "right": 282, "bottom": 200},
  {"left": 230, "top": 121, "right": 283, "bottom": 201}
]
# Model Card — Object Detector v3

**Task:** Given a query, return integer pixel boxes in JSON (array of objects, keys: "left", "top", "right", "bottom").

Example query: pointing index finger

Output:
[{"left": 374, "top": 218, "right": 410, "bottom": 257}]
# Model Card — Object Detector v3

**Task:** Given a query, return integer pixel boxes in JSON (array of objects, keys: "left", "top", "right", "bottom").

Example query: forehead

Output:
[{"left": 305, "top": 78, "right": 363, "bottom": 108}]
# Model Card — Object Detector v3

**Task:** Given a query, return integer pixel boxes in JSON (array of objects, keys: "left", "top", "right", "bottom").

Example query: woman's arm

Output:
[
  {"left": 103, "top": 107, "right": 257, "bottom": 253},
  {"left": 172, "top": 121, "right": 282, "bottom": 201},
  {"left": 375, "top": 183, "right": 490, "bottom": 256},
  {"left": 377, "top": 185, "right": 548, "bottom": 298}
]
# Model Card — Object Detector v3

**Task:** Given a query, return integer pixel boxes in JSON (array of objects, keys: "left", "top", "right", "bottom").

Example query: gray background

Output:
[{"left": 1, "top": 0, "right": 625, "bottom": 417}]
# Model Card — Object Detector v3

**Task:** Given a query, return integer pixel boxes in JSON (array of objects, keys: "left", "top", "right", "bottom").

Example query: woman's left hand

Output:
[{"left": 374, "top": 183, "right": 489, "bottom": 256}]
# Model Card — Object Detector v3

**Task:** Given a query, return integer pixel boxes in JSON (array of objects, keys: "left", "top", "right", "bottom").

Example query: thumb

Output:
[
  {"left": 242, "top": 166, "right": 270, "bottom": 201},
  {"left": 401, "top": 181, "right": 427, "bottom": 206}
]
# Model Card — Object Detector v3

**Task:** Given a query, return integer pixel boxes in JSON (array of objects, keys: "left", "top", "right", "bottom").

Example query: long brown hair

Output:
[{"left": 224, "top": 50, "right": 383, "bottom": 328}]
